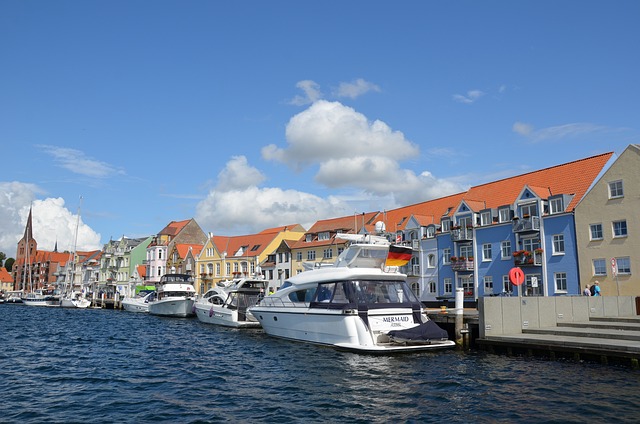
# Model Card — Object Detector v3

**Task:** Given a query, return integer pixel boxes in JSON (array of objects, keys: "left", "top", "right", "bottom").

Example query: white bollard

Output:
[{"left": 455, "top": 287, "right": 464, "bottom": 315}]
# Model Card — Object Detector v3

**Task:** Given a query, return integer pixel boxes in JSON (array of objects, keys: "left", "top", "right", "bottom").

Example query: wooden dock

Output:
[{"left": 476, "top": 316, "right": 640, "bottom": 367}]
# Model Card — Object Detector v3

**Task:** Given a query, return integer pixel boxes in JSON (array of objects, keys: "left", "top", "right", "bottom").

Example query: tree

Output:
[
  {"left": 0, "top": 251, "right": 5, "bottom": 268},
  {"left": 5, "top": 257, "right": 15, "bottom": 272}
]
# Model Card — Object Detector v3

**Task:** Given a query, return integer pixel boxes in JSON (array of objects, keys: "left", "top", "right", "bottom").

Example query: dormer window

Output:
[
  {"left": 318, "top": 231, "right": 330, "bottom": 241},
  {"left": 441, "top": 219, "right": 451, "bottom": 232},
  {"left": 480, "top": 210, "right": 492, "bottom": 226},
  {"left": 426, "top": 226, "right": 435, "bottom": 238},
  {"left": 549, "top": 196, "right": 564, "bottom": 215},
  {"left": 305, "top": 234, "right": 313, "bottom": 242},
  {"left": 498, "top": 207, "right": 511, "bottom": 223}
]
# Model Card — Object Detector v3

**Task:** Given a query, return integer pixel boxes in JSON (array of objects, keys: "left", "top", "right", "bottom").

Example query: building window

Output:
[
  {"left": 233, "top": 263, "right": 239, "bottom": 273},
  {"left": 428, "top": 281, "right": 437, "bottom": 294},
  {"left": 499, "top": 207, "right": 511, "bottom": 223},
  {"left": 323, "top": 248, "right": 333, "bottom": 259},
  {"left": 590, "top": 224, "right": 603, "bottom": 240},
  {"left": 501, "top": 241, "right": 512, "bottom": 259},
  {"left": 480, "top": 211, "right": 491, "bottom": 226},
  {"left": 318, "top": 231, "right": 330, "bottom": 241},
  {"left": 616, "top": 257, "right": 631, "bottom": 274},
  {"left": 307, "top": 250, "right": 316, "bottom": 261},
  {"left": 593, "top": 259, "right": 606, "bottom": 276},
  {"left": 613, "top": 220, "right": 628, "bottom": 238},
  {"left": 484, "top": 276, "right": 493, "bottom": 293},
  {"left": 443, "top": 248, "right": 451, "bottom": 264},
  {"left": 549, "top": 197, "right": 564, "bottom": 214},
  {"left": 444, "top": 278, "right": 453, "bottom": 294},
  {"left": 305, "top": 234, "right": 313, "bottom": 242},
  {"left": 216, "top": 263, "right": 221, "bottom": 276},
  {"left": 502, "top": 275, "right": 512, "bottom": 294},
  {"left": 552, "top": 234, "right": 565, "bottom": 254},
  {"left": 482, "top": 243, "right": 492, "bottom": 261},
  {"left": 554, "top": 272, "right": 567, "bottom": 292},
  {"left": 296, "top": 252, "right": 302, "bottom": 261},
  {"left": 460, "top": 244, "right": 473, "bottom": 260},
  {"left": 427, "top": 254, "right": 436, "bottom": 268},
  {"left": 337, "top": 248, "right": 344, "bottom": 256},
  {"left": 609, "top": 180, "right": 624, "bottom": 199},
  {"left": 441, "top": 220, "right": 451, "bottom": 232},
  {"left": 226, "top": 263, "right": 231, "bottom": 275},
  {"left": 411, "top": 282, "right": 420, "bottom": 297},
  {"left": 426, "top": 227, "right": 435, "bottom": 238}
]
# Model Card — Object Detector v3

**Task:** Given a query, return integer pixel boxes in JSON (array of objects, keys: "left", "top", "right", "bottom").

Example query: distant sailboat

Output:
[{"left": 60, "top": 197, "right": 91, "bottom": 309}]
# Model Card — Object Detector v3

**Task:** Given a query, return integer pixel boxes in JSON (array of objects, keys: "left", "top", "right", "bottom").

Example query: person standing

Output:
[
  {"left": 583, "top": 285, "right": 591, "bottom": 296},
  {"left": 594, "top": 281, "right": 602, "bottom": 296}
]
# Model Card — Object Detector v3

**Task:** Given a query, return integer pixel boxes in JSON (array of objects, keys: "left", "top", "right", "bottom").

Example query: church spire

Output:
[{"left": 23, "top": 206, "right": 33, "bottom": 242}]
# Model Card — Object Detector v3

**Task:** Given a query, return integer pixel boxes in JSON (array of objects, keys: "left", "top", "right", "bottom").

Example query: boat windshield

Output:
[{"left": 309, "top": 280, "right": 420, "bottom": 309}]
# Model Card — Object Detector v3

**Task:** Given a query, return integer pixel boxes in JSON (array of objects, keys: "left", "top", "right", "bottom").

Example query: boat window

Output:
[
  {"left": 288, "top": 288, "right": 316, "bottom": 303},
  {"left": 355, "top": 280, "right": 419, "bottom": 307}
]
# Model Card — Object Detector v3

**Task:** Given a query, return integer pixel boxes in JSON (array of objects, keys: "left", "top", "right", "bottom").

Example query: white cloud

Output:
[
  {"left": 453, "top": 90, "right": 484, "bottom": 104},
  {"left": 263, "top": 100, "right": 418, "bottom": 168},
  {"left": 216, "top": 156, "right": 266, "bottom": 190},
  {"left": 333, "top": 78, "right": 381, "bottom": 99},
  {"left": 0, "top": 182, "right": 101, "bottom": 255},
  {"left": 194, "top": 157, "right": 351, "bottom": 235},
  {"left": 512, "top": 122, "right": 607, "bottom": 142},
  {"left": 289, "top": 80, "right": 323, "bottom": 106},
  {"left": 38, "top": 145, "right": 125, "bottom": 178}
]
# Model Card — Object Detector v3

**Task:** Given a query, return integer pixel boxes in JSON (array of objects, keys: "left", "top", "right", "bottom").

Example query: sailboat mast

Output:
[{"left": 70, "top": 196, "right": 83, "bottom": 290}]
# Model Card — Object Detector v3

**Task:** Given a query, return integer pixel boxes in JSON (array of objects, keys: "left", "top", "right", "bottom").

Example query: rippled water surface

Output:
[{"left": 2, "top": 305, "right": 640, "bottom": 423}]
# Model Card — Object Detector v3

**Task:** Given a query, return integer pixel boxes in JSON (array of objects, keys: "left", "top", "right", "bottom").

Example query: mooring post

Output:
[{"left": 455, "top": 287, "right": 464, "bottom": 347}]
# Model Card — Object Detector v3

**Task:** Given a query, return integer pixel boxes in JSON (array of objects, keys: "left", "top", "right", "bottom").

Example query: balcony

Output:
[
  {"left": 451, "top": 257, "right": 474, "bottom": 272},
  {"left": 450, "top": 227, "right": 473, "bottom": 242},
  {"left": 512, "top": 216, "right": 540, "bottom": 233},
  {"left": 513, "top": 250, "right": 543, "bottom": 266}
]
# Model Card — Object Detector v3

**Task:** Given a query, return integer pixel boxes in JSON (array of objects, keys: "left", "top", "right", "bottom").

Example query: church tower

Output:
[{"left": 14, "top": 207, "right": 38, "bottom": 290}]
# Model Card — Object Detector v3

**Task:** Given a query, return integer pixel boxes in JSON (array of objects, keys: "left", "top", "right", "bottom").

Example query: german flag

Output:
[{"left": 385, "top": 244, "right": 412, "bottom": 267}]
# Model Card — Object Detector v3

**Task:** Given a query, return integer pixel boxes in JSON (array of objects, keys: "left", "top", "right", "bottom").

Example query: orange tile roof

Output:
[
  {"left": 258, "top": 224, "right": 305, "bottom": 234},
  {"left": 175, "top": 243, "right": 203, "bottom": 259},
  {"left": 211, "top": 231, "right": 283, "bottom": 259},
  {"left": 137, "top": 264, "right": 146, "bottom": 279},
  {"left": 159, "top": 219, "right": 191, "bottom": 236},
  {"left": 462, "top": 152, "right": 614, "bottom": 211},
  {"left": 0, "top": 267, "right": 13, "bottom": 283}
]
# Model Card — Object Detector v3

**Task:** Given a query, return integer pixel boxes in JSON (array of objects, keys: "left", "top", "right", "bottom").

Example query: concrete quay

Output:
[{"left": 476, "top": 296, "right": 640, "bottom": 367}]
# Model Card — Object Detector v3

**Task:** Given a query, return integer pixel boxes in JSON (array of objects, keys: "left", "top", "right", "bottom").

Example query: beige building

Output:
[{"left": 575, "top": 144, "right": 640, "bottom": 296}]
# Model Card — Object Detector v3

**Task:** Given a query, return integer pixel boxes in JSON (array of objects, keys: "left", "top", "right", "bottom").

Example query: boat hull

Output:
[
  {"left": 60, "top": 297, "right": 91, "bottom": 309},
  {"left": 122, "top": 299, "right": 149, "bottom": 313},
  {"left": 194, "top": 303, "right": 261, "bottom": 328},
  {"left": 148, "top": 298, "right": 195, "bottom": 318}
]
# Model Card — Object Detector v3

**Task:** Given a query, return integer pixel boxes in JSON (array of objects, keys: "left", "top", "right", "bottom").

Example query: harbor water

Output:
[{"left": 2, "top": 305, "right": 640, "bottom": 423}]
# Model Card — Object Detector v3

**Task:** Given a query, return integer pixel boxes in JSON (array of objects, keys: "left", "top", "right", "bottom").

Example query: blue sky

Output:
[{"left": 1, "top": 1, "right": 638, "bottom": 255}]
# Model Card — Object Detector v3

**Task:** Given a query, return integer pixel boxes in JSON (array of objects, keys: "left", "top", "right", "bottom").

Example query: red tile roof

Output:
[
  {"left": 0, "top": 267, "right": 13, "bottom": 283},
  {"left": 175, "top": 244, "right": 203, "bottom": 259}
]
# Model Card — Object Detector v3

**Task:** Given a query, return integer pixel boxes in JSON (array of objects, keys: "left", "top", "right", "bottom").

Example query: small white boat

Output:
[
  {"left": 195, "top": 278, "right": 267, "bottom": 328},
  {"left": 4, "top": 290, "right": 24, "bottom": 304},
  {"left": 23, "top": 289, "right": 60, "bottom": 307},
  {"left": 249, "top": 234, "right": 456, "bottom": 353},
  {"left": 148, "top": 274, "right": 196, "bottom": 318},
  {"left": 122, "top": 290, "right": 156, "bottom": 313},
  {"left": 60, "top": 291, "right": 91, "bottom": 309}
]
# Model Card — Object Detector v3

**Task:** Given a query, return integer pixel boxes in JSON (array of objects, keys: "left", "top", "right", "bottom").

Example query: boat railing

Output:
[{"left": 258, "top": 297, "right": 309, "bottom": 308}]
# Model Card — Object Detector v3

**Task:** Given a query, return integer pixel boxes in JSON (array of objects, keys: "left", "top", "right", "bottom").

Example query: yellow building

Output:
[{"left": 195, "top": 225, "right": 305, "bottom": 294}]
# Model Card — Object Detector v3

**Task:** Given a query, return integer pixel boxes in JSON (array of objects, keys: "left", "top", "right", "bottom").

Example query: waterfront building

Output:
[
  {"left": 196, "top": 225, "right": 305, "bottom": 294},
  {"left": 145, "top": 219, "right": 207, "bottom": 284},
  {"left": 167, "top": 243, "right": 203, "bottom": 276},
  {"left": 0, "top": 267, "right": 14, "bottom": 292},
  {"left": 56, "top": 249, "right": 102, "bottom": 296},
  {"left": 382, "top": 151, "right": 615, "bottom": 303},
  {"left": 575, "top": 144, "right": 640, "bottom": 296},
  {"left": 98, "top": 236, "right": 152, "bottom": 298},
  {"left": 260, "top": 238, "right": 296, "bottom": 292}
]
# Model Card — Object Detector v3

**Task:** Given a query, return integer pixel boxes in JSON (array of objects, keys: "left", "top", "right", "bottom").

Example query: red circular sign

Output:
[{"left": 509, "top": 267, "right": 525, "bottom": 286}]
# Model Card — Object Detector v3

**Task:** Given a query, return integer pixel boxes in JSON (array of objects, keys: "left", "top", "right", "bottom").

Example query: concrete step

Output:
[
  {"left": 590, "top": 316, "right": 640, "bottom": 324},
  {"left": 558, "top": 321, "right": 640, "bottom": 331},
  {"left": 480, "top": 333, "right": 640, "bottom": 356},
  {"left": 524, "top": 326, "right": 640, "bottom": 342}
]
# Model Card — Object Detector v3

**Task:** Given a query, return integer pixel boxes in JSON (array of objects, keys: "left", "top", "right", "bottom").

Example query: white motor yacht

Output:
[
  {"left": 23, "top": 289, "right": 60, "bottom": 307},
  {"left": 249, "top": 234, "right": 456, "bottom": 353},
  {"left": 194, "top": 278, "right": 266, "bottom": 328},
  {"left": 60, "top": 291, "right": 91, "bottom": 309},
  {"left": 122, "top": 290, "right": 156, "bottom": 313},
  {"left": 148, "top": 274, "right": 196, "bottom": 318}
]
